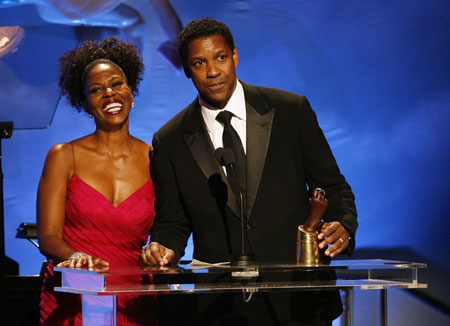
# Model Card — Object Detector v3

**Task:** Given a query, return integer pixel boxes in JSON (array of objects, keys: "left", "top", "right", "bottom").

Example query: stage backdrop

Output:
[{"left": 0, "top": 0, "right": 449, "bottom": 325}]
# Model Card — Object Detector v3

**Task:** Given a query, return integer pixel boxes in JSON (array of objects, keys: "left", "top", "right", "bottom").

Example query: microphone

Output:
[
  {"left": 215, "top": 147, "right": 236, "bottom": 167},
  {"left": 215, "top": 147, "right": 256, "bottom": 266}
]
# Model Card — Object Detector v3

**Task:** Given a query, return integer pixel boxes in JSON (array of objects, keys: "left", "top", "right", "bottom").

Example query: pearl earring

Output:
[
  {"left": 88, "top": 114, "right": 93, "bottom": 119},
  {"left": 131, "top": 102, "right": 135, "bottom": 108}
]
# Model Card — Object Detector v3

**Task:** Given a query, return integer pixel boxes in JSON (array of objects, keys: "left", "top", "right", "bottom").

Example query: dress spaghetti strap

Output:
[{"left": 70, "top": 142, "right": 76, "bottom": 174}]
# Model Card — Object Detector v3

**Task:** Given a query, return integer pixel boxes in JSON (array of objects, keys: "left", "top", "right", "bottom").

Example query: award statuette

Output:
[{"left": 297, "top": 188, "right": 327, "bottom": 266}]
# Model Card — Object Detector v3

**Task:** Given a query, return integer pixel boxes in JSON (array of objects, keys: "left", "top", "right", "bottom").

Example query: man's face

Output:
[{"left": 186, "top": 34, "right": 238, "bottom": 109}]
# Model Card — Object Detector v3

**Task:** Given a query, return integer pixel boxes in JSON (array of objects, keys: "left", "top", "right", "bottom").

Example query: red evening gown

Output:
[{"left": 40, "top": 173, "right": 157, "bottom": 325}]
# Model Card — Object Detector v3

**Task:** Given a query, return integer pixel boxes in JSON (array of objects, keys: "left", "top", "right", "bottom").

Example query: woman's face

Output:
[{"left": 83, "top": 62, "right": 133, "bottom": 129}]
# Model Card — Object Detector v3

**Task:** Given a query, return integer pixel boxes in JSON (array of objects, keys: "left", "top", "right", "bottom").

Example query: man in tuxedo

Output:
[{"left": 142, "top": 17, "right": 357, "bottom": 326}]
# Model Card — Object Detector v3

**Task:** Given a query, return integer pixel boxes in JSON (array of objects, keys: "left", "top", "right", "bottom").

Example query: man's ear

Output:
[
  {"left": 233, "top": 46, "right": 239, "bottom": 68},
  {"left": 183, "top": 65, "right": 192, "bottom": 79}
]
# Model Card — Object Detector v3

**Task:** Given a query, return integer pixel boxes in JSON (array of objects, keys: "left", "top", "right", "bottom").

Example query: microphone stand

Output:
[
  {"left": 226, "top": 164, "right": 255, "bottom": 266},
  {"left": 215, "top": 148, "right": 255, "bottom": 266},
  {"left": 0, "top": 122, "right": 13, "bottom": 318}
]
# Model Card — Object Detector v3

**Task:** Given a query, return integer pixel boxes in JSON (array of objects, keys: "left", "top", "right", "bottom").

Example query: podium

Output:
[{"left": 54, "top": 259, "right": 427, "bottom": 326}]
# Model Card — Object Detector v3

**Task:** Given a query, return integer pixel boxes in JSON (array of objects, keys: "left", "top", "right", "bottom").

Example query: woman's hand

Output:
[{"left": 57, "top": 253, "right": 109, "bottom": 269}]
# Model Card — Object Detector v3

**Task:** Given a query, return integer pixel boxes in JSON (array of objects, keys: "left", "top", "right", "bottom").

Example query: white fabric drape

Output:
[{"left": 46, "top": 0, "right": 124, "bottom": 19}]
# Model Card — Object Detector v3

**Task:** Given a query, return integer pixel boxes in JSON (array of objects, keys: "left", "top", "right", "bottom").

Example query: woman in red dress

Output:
[{"left": 37, "top": 37, "right": 157, "bottom": 325}]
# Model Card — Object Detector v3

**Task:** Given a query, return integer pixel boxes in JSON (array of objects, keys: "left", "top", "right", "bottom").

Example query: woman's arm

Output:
[
  {"left": 37, "top": 143, "right": 108, "bottom": 268},
  {"left": 37, "top": 143, "right": 74, "bottom": 262}
]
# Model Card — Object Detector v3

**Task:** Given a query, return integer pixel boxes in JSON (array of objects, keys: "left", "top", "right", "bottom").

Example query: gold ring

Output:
[{"left": 314, "top": 187, "right": 326, "bottom": 196}]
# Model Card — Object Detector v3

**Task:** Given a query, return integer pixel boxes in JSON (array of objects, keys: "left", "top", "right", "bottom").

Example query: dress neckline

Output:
[{"left": 69, "top": 173, "right": 152, "bottom": 208}]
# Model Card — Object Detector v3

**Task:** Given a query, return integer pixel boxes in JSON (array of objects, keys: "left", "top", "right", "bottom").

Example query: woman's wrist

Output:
[{"left": 69, "top": 252, "right": 88, "bottom": 260}]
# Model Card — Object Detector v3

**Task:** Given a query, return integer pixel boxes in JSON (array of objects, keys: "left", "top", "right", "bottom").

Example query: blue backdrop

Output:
[{"left": 1, "top": 1, "right": 449, "bottom": 324}]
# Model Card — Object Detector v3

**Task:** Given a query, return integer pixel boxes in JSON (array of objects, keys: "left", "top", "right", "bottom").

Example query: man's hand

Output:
[
  {"left": 140, "top": 242, "right": 175, "bottom": 266},
  {"left": 318, "top": 222, "right": 350, "bottom": 257}
]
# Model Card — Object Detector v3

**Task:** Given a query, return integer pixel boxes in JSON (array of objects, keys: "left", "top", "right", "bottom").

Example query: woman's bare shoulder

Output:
[
  {"left": 47, "top": 133, "right": 94, "bottom": 158},
  {"left": 131, "top": 136, "right": 153, "bottom": 154},
  {"left": 46, "top": 142, "right": 72, "bottom": 160},
  {"left": 42, "top": 142, "right": 74, "bottom": 177}
]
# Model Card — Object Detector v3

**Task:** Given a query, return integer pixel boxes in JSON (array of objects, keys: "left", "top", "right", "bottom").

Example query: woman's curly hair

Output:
[{"left": 59, "top": 37, "right": 144, "bottom": 113}]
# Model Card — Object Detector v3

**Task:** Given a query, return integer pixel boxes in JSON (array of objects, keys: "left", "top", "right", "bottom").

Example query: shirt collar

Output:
[{"left": 200, "top": 80, "right": 246, "bottom": 129}]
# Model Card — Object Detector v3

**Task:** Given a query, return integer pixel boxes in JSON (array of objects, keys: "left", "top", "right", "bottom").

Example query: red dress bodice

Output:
[{"left": 40, "top": 174, "right": 157, "bottom": 325}]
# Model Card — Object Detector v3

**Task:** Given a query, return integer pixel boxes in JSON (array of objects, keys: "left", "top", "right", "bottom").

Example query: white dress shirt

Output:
[{"left": 200, "top": 80, "right": 247, "bottom": 154}]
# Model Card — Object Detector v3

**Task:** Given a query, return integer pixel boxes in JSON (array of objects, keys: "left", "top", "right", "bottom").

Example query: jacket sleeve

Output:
[
  {"left": 297, "top": 97, "right": 358, "bottom": 255},
  {"left": 150, "top": 132, "right": 191, "bottom": 263}
]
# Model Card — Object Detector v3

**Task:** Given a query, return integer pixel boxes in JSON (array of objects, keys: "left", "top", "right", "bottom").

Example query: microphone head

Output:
[{"left": 215, "top": 147, "right": 236, "bottom": 166}]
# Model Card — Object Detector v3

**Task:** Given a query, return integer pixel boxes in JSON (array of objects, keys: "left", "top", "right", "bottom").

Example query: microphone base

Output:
[{"left": 230, "top": 253, "right": 256, "bottom": 266}]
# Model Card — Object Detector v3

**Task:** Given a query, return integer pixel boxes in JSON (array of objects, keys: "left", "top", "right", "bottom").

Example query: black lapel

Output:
[
  {"left": 182, "top": 100, "right": 241, "bottom": 217},
  {"left": 242, "top": 82, "right": 275, "bottom": 220}
]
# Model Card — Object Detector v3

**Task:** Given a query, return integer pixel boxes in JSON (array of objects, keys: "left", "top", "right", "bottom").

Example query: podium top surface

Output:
[
  {"left": 54, "top": 259, "right": 427, "bottom": 276},
  {"left": 54, "top": 259, "right": 427, "bottom": 295}
]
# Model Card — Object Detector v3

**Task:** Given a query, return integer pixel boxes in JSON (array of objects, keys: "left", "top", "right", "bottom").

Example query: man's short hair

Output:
[{"left": 178, "top": 17, "right": 235, "bottom": 71}]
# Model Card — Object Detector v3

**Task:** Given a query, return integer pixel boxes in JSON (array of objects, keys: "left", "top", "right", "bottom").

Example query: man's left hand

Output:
[{"left": 318, "top": 221, "right": 350, "bottom": 257}]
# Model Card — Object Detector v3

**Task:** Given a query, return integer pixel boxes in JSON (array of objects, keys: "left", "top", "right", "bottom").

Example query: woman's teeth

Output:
[{"left": 103, "top": 102, "right": 123, "bottom": 113}]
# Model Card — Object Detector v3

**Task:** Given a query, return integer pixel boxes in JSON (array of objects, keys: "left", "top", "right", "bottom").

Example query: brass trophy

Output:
[{"left": 297, "top": 188, "right": 328, "bottom": 266}]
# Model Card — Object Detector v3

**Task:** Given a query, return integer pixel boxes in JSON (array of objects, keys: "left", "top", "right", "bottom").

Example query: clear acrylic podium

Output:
[{"left": 54, "top": 259, "right": 427, "bottom": 326}]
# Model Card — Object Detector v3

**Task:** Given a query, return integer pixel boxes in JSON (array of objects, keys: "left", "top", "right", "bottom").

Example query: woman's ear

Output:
[{"left": 83, "top": 102, "right": 92, "bottom": 116}]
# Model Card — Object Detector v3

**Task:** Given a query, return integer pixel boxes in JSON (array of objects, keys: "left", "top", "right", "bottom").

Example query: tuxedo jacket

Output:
[
  {"left": 150, "top": 81, "right": 357, "bottom": 325},
  {"left": 151, "top": 81, "right": 357, "bottom": 264}
]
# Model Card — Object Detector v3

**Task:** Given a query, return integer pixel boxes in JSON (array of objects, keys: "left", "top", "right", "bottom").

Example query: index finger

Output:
[
  {"left": 161, "top": 248, "right": 175, "bottom": 265},
  {"left": 318, "top": 222, "right": 337, "bottom": 239}
]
